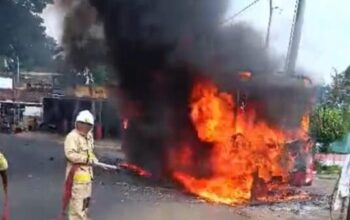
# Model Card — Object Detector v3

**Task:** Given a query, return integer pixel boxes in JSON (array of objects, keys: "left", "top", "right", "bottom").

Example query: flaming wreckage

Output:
[{"left": 61, "top": 0, "right": 318, "bottom": 208}]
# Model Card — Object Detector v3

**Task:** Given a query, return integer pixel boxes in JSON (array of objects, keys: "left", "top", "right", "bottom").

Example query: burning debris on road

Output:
[{"left": 62, "top": 0, "right": 315, "bottom": 207}]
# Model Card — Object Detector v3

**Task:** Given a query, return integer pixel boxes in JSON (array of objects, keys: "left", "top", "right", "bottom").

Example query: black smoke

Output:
[
  {"left": 61, "top": 0, "right": 106, "bottom": 70},
  {"left": 63, "top": 0, "right": 313, "bottom": 178}
]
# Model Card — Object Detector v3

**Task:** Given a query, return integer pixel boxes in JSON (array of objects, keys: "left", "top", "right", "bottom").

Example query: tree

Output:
[
  {"left": 310, "top": 66, "right": 350, "bottom": 150},
  {"left": 307, "top": 64, "right": 350, "bottom": 153},
  {"left": 0, "top": 0, "right": 55, "bottom": 72},
  {"left": 324, "top": 68, "right": 350, "bottom": 109},
  {"left": 16, "top": 0, "right": 52, "bottom": 13},
  {"left": 310, "top": 105, "right": 347, "bottom": 148}
]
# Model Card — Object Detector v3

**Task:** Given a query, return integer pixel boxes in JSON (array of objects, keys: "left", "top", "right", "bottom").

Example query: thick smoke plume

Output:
[
  {"left": 60, "top": 0, "right": 106, "bottom": 70},
  {"left": 63, "top": 0, "right": 313, "bottom": 178}
]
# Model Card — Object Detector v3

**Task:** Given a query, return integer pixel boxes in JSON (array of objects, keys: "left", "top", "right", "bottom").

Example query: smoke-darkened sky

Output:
[{"left": 42, "top": 0, "right": 350, "bottom": 84}]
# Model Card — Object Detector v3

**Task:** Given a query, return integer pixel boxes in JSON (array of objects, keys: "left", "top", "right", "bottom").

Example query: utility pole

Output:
[
  {"left": 265, "top": 0, "right": 273, "bottom": 48},
  {"left": 16, "top": 56, "right": 19, "bottom": 85},
  {"left": 285, "top": 0, "right": 306, "bottom": 75}
]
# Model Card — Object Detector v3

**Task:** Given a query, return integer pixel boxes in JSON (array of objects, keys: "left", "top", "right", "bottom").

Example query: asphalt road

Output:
[{"left": 0, "top": 133, "right": 332, "bottom": 220}]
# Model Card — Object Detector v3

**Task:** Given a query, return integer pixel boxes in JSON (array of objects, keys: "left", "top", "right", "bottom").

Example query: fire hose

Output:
[
  {"left": 96, "top": 162, "right": 152, "bottom": 177},
  {"left": 94, "top": 162, "right": 119, "bottom": 170},
  {"left": 0, "top": 171, "right": 8, "bottom": 220}
]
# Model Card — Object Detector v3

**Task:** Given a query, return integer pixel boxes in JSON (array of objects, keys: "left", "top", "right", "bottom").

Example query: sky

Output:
[
  {"left": 42, "top": 2, "right": 65, "bottom": 43},
  {"left": 42, "top": 0, "right": 350, "bottom": 84}
]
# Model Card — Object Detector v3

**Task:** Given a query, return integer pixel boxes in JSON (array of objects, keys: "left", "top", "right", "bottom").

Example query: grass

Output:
[{"left": 315, "top": 161, "right": 341, "bottom": 175}]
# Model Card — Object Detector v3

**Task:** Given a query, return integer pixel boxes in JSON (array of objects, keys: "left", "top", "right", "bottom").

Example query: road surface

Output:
[{"left": 0, "top": 133, "right": 334, "bottom": 220}]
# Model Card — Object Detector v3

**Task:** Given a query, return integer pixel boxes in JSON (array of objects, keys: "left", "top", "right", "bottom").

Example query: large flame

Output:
[
  {"left": 172, "top": 79, "right": 310, "bottom": 205},
  {"left": 301, "top": 114, "right": 310, "bottom": 134}
]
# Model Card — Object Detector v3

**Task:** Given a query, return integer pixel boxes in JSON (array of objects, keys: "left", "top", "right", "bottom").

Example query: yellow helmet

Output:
[{"left": 0, "top": 153, "right": 8, "bottom": 171}]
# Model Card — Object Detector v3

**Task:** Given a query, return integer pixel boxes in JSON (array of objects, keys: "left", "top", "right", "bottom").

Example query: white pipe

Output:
[{"left": 286, "top": 0, "right": 306, "bottom": 75}]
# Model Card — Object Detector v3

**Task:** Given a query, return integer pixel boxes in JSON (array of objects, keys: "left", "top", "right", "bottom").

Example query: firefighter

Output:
[
  {"left": 0, "top": 151, "right": 8, "bottom": 194},
  {"left": 64, "top": 110, "right": 98, "bottom": 220},
  {"left": 0, "top": 152, "right": 8, "bottom": 172},
  {"left": 0, "top": 152, "right": 9, "bottom": 220}
]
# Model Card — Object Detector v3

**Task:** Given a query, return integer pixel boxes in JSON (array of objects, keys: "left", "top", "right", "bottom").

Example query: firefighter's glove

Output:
[{"left": 88, "top": 151, "right": 99, "bottom": 165}]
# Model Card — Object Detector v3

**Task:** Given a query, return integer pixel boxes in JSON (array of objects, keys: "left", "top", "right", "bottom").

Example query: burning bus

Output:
[
  {"left": 232, "top": 72, "right": 315, "bottom": 187},
  {"left": 63, "top": 0, "right": 317, "bottom": 206},
  {"left": 119, "top": 70, "right": 315, "bottom": 204}
]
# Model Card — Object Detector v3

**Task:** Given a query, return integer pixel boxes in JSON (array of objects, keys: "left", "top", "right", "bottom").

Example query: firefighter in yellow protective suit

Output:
[
  {"left": 0, "top": 153, "right": 8, "bottom": 172},
  {"left": 0, "top": 152, "right": 8, "bottom": 188},
  {"left": 0, "top": 152, "right": 9, "bottom": 220},
  {"left": 0, "top": 151, "right": 8, "bottom": 188},
  {"left": 65, "top": 110, "right": 98, "bottom": 220}
]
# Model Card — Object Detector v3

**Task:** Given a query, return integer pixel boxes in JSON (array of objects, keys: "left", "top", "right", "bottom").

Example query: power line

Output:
[{"left": 221, "top": 0, "right": 263, "bottom": 25}]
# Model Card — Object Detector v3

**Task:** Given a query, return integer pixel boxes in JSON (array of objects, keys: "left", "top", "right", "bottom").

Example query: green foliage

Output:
[
  {"left": 342, "top": 107, "right": 350, "bottom": 132},
  {"left": 310, "top": 105, "right": 347, "bottom": 145},
  {"left": 311, "top": 66, "right": 350, "bottom": 150},
  {"left": 0, "top": 0, "right": 55, "bottom": 71},
  {"left": 315, "top": 161, "right": 341, "bottom": 175},
  {"left": 17, "top": 0, "right": 53, "bottom": 13}
]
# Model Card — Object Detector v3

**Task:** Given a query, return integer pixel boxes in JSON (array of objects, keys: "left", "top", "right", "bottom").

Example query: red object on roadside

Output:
[
  {"left": 94, "top": 123, "right": 103, "bottom": 140},
  {"left": 1, "top": 171, "right": 8, "bottom": 220},
  {"left": 2, "top": 192, "right": 8, "bottom": 220}
]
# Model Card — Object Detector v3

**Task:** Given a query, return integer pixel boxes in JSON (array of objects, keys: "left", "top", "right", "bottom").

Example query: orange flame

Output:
[
  {"left": 120, "top": 162, "right": 152, "bottom": 177},
  {"left": 301, "top": 114, "right": 310, "bottom": 133},
  {"left": 172, "top": 79, "right": 309, "bottom": 205},
  {"left": 123, "top": 119, "right": 129, "bottom": 130}
]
